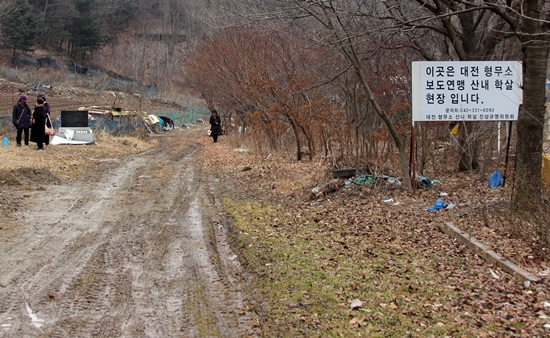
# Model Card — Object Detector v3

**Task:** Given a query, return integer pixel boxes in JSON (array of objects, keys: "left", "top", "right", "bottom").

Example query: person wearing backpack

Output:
[{"left": 12, "top": 94, "right": 32, "bottom": 146}]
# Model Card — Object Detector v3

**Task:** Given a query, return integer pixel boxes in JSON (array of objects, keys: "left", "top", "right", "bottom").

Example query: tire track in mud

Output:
[{"left": 0, "top": 135, "right": 258, "bottom": 337}]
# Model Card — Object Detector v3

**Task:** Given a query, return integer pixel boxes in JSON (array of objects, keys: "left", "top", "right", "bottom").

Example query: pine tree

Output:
[
  {"left": 70, "top": 0, "right": 110, "bottom": 60},
  {"left": 2, "top": 0, "right": 37, "bottom": 56}
]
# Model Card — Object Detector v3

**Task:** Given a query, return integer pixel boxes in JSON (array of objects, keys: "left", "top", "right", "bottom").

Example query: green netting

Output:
[{"left": 157, "top": 107, "right": 210, "bottom": 127}]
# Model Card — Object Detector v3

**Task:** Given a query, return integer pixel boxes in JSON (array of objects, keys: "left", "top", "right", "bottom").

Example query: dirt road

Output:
[{"left": 0, "top": 133, "right": 259, "bottom": 337}]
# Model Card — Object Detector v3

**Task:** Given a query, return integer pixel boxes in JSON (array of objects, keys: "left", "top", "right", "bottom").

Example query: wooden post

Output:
[
  {"left": 503, "top": 121, "right": 513, "bottom": 187},
  {"left": 410, "top": 122, "right": 417, "bottom": 193}
]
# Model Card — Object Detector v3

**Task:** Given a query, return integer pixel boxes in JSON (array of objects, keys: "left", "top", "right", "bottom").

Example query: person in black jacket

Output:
[
  {"left": 209, "top": 109, "right": 222, "bottom": 143},
  {"left": 38, "top": 93, "right": 52, "bottom": 146},
  {"left": 12, "top": 94, "right": 32, "bottom": 146},
  {"left": 30, "top": 97, "right": 46, "bottom": 150}
]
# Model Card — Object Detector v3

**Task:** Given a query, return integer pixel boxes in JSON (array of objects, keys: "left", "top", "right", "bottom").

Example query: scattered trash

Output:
[
  {"left": 353, "top": 176, "right": 365, "bottom": 185},
  {"left": 350, "top": 299, "right": 363, "bottom": 309},
  {"left": 488, "top": 170, "right": 503, "bottom": 188},
  {"left": 440, "top": 192, "right": 448, "bottom": 196},
  {"left": 489, "top": 268, "right": 500, "bottom": 279},
  {"left": 446, "top": 202, "right": 456, "bottom": 209},
  {"left": 333, "top": 168, "right": 357, "bottom": 179},
  {"left": 431, "top": 179, "right": 440, "bottom": 185},
  {"left": 538, "top": 268, "right": 550, "bottom": 277},
  {"left": 385, "top": 177, "right": 402, "bottom": 187},
  {"left": 353, "top": 175, "right": 369, "bottom": 185},
  {"left": 415, "top": 175, "right": 433, "bottom": 188},
  {"left": 383, "top": 198, "right": 394, "bottom": 203},
  {"left": 311, "top": 186, "right": 320, "bottom": 194},
  {"left": 427, "top": 199, "right": 449, "bottom": 211}
]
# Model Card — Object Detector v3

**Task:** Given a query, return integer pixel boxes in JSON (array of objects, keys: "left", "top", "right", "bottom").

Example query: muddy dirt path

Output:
[{"left": 0, "top": 133, "right": 258, "bottom": 337}]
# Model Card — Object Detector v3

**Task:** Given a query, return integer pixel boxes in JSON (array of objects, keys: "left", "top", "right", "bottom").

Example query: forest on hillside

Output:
[
  {"left": 1, "top": 1, "right": 549, "bottom": 218},
  {"left": 0, "top": 0, "right": 221, "bottom": 90}
]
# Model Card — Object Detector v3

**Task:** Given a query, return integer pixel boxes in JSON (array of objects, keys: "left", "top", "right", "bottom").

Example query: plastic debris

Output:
[
  {"left": 386, "top": 177, "right": 401, "bottom": 186},
  {"left": 415, "top": 175, "right": 433, "bottom": 188},
  {"left": 383, "top": 198, "right": 394, "bottom": 203},
  {"left": 354, "top": 176, "right": 367, "bottom": 185},
  {"left": 488, "top": 170, "right": 503, "bottom": 188},
  {"left": 350, "top": 299, "right": 363, "bottom": 309},
  {"left": 427, "top": 199, "right": 449, "bottom": 211}
]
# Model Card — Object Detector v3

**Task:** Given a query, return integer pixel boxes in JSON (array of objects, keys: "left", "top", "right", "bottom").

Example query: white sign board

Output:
[{"left": 412, "top": 61, "right": 522, "bottom": 122}]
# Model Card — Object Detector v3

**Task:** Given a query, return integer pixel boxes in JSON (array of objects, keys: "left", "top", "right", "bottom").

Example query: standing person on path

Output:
[
  {"left": 30, "top": 97, "right": 46, "bottom": 150},
  {"left": 12, "top": 94, "right": 32, "bottom": 146},
  {"left": 38, "top": 94, "right": 52, "bottom": 146},
  {"left": 209, "top": 109, "right": 222, "bottom": 143}
]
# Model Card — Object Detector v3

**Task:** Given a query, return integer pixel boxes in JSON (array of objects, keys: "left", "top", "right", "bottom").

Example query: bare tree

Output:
[
  {"left": 245, "top": 0, "right": 416, "bottom": 190},
  {"left": 396, "top": 0, "right": 549, "bottom": 209},
  {"left": 381, "top": 0, "right": 522, "bottom": 172}
]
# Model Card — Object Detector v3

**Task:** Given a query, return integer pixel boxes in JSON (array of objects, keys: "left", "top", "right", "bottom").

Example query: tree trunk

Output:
[
  {"left": 458, "top": 122, "right": 480, "bottom": 171},
  {"left": 289, "top": 118, "right": 302, "bottom": 161},
  {"left": 512, "top": 0, "right": 549, "bottom": 211}
]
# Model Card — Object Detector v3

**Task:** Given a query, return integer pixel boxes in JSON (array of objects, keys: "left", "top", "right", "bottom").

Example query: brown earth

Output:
[{"left": 0, "top": 129, "right": 260, "bottom": 337}]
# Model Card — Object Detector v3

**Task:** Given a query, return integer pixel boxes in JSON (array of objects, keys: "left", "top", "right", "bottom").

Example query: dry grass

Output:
[{"left": 0, "top": 131, "right": 155, "bottom": 181}]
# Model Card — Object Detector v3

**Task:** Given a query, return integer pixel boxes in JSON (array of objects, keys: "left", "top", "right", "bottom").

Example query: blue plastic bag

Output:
[
  {"left": 427, "top": 198, "right": 448, "bottom": 211},
  {"left": 488, "top": 170, "right": 503, "bottom": 189}
]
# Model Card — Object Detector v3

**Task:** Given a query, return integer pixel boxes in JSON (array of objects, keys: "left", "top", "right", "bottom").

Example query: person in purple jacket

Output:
[{"left": 12, "top": 94, "right": 32, "bottom": 146}]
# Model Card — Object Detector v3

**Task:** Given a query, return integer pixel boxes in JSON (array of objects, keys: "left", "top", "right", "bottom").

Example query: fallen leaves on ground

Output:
[{"left": 196, "top": 134, "right": 549, "bottom": 337}]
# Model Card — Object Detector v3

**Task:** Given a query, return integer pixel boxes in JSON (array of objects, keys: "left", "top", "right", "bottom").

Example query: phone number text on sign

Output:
[{"left": 412, "top": 61, "right": 522, "bottom": 122}]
